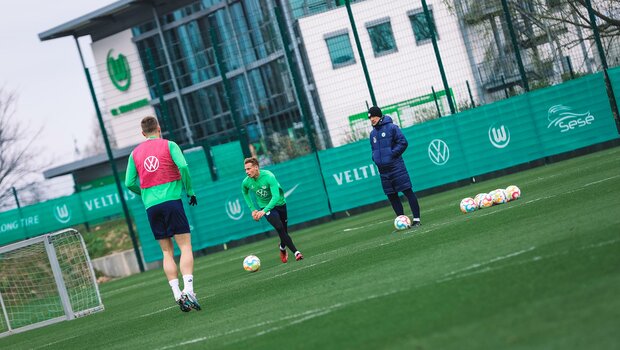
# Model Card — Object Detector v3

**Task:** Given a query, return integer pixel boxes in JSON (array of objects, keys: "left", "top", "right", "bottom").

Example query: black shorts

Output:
[{"left": 146, "top": 199, "right": 190, "bottom": 240}]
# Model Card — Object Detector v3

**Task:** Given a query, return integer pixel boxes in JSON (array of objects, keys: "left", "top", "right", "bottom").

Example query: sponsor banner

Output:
[
  {"left": 318, "top": 142, "right": 384, "bottom": 212},
  {"left": 529, "top": 73, "right": 619, "bottom": 156},
  {"left": 608, "top": 66, "right": 620, "bottom": 103},
  {"left": 454, "top": 95, "right": 544, "bottom": 176},
  {"left": 402, "top": 117, "right": 471, "bottom": 191},
  {"left": 0, "top": 184, "right": 139, "bottom": 245}
]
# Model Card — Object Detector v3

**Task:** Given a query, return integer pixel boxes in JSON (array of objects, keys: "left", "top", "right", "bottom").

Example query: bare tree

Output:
[
  {"left": 0, "top": 87, "right": 45, "bottom": 210},
  {"left": 80, "top": 117, "right": 107, "bottom": 157},
  {"left": 512, "top": 0, "right": 619, "bottom": 57}
]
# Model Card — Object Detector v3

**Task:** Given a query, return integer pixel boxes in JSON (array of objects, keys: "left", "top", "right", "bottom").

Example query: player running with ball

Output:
[{"left": 241, "top": 157, "right": 304, "bottom": 263}]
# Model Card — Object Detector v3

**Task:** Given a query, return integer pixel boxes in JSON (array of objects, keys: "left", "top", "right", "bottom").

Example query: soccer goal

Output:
[{"left": 0, "top": 228, "right": 104, "bottom": 337}]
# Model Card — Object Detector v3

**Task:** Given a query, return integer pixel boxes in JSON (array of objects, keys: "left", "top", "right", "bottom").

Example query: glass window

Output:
[
  {"left": 409, "top": 8, "right": 438, "bottom": 45},
  {"left": 242, "top": 0, "right": 280, "bottom": 60},
  {"left": 135, "top": 36, "right": 175, "bottom": 96},
  {"left": 366, "top": 20, "right": 397, "bottom": 56},
  {"left": 132, "top": 21, "right": 156, "bottom": 36},
  {"left": 325, "top": 32, "right": 355, "bottom": 69},
  {"left": 210, "top": 9, "right": 241, "bottom": 71}
]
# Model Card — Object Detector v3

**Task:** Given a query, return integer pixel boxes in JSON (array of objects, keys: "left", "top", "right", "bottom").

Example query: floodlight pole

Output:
[{"left": 73, "top": 36, "right": 145, "bottom": 272}]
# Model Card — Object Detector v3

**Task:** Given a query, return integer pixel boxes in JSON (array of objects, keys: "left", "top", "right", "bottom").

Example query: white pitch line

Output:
[
  {"left": 343, "top": 219, "right": 392, "bottom": 232},
  {"left": 102, "top": 281, "right": 150, "bottom": 297},
  {"left": 265, "top": 260, "right": 330, "bottom": 280},
  {"left": 139, "top": 305, "right": 177, "bottom": 318},
  {"left": 441, "top": 246, "right": 536, "bottom": 280},
  {"left": 32, "top": 335, "right": 80, "bottom": 349},
  {"left": 583, "top": 174, "right": 620, "bottom": 187}
]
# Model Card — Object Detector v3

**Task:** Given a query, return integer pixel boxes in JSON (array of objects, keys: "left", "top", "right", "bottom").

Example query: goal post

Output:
[{"left": 0, "top": 228, "right": 104, "bottom": 337}]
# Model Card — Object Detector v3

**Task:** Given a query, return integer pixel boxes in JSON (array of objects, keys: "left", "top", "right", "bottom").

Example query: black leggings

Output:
[
  {"left": 387, "top": 189, "right": 420, "bottom": 219},
  {"left": 264, "top": 204, "right": 298, "bottom": 253}
]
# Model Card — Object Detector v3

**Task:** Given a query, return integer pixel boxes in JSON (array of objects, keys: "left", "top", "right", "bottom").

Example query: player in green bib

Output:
[{"left": 241, "top": 157, "right": 304, "bottom": 263}]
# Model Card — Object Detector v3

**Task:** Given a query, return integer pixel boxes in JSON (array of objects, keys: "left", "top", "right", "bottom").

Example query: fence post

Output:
[
  {"left": 431, "top": 86, "right": 442, "bottom": 117},
  {"left": 583, "top": 0, "right": 620, "bottom": 131},
  {"left": 209, "top": 26, "right": 252, "bottom": 159},
  {"left": 500, "top": 0, "right": 529, "bottom": 92},
  {"left": 421, "top": 0, "right": 455, "bottom": 114},
  {"left": 84, "top": 67, "right": 145, "bottom": 273},
  {"left": 466, "top": 80, "right": 475, "bottom": 108},
  {"left": 274, "top": 4, "right": 334, "bottom": 216},
  {"left": 345, "top": 0, "right": 377, "bottom": 106},
  {"left": 145, "top": 48, "right": 175, "bottom": 142}
]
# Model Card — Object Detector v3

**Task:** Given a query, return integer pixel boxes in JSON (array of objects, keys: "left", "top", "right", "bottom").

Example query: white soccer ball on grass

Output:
[
  {"left": 459, "top": 197, "right": 476, "bottom": 213},
  {"left": 393, "top": 215, "right": 412, "bottom": 231},
  {"left": 243, "top": 255, "right": 261, "bottom": 272}
]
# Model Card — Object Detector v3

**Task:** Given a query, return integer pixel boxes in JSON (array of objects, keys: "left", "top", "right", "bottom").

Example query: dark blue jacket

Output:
[{"left": 370, "top": 115, "right": 412, "bottom": 194}]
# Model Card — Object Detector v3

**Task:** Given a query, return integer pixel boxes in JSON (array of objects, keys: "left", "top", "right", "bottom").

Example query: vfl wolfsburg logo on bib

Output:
[
  {"left": 225, "top": 197, "right": 244, "bottom": 220},
  {"left": 53, "top": 204, "right": 71, "bottom": 224}
]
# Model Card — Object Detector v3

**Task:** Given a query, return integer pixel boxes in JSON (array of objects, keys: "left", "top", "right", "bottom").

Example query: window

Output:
[
  {"left": 408, "top": 8, "right": 438, "bottom": 45},
  {"left": 325, "top": 31, "right": 355, "bottom": 69},
  {"left": 366, "top": 18, "right": 397, "bottom": 56}
]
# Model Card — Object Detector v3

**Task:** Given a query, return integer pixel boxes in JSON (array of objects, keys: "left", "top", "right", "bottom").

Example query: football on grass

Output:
[
  {"left": 243, "top": 255, "right": 261, "bottom": 272},
  {"left": 460, "top": 197, "right": 476, "bottom": 213},
  {"left": 475, "top": 193, "right": 494, "bottom": 208},
  {"left": 506, "top": 185, "right": 521, "bottom": 201},
  {"left": 394, "top": 215, "right": 412, "bottom": 230}
]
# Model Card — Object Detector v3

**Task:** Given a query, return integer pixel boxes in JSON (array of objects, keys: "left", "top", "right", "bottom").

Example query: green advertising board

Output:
[{"left": 0, "top": 186, "right": 139, "bottom": 245}]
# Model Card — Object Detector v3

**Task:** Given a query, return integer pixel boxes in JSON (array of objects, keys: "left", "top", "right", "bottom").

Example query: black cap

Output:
[{"left": 368, "top": 106, "right": 382, "bottom": 118}]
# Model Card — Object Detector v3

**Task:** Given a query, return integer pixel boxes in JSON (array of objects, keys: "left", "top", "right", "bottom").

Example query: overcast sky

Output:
[{"left": 0, "top": 1, "right": 118, "bottom": 171}]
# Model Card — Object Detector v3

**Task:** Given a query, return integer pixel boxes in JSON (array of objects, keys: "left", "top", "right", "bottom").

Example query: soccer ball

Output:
[
  {"left": 490, "top": 189, "right": 507, "bottom": 205},
  {"left": 473, "top": 193, "right": 487, "bottom": 208},
  {"left": 394, "top": 215, "right": 412, "bottom": 230},
  {"left": 459, "top": 197, "right": 476, "bottom": 213},
  {"left": 243, "top": 255, "right": 261, "bottom": 272},
  {"left": 506, "top": 185, "right": 521, "bottom": 201},
  {"left": 475, "top": 193, "right": 494, "bottom": 209}
]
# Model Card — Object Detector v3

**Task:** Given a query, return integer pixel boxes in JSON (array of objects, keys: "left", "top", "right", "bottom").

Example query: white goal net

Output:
[{"left": 0, "top": 228, "right": 104, "bottom": 337}]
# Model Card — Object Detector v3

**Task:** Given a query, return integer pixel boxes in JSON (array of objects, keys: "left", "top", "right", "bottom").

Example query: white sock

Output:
[
  {"left": 294, "top": 251, "right": 301, "bottom": 256},
  {"left": 413, "top": 218, "right": 420, "bottom": 222},
  {"left": 182, "top": 274, "right": 194, "bottom": 294},
  {"left": 279, "top": 245, "right": 286, "bottom": 251},
  {"left": 169, "top": 279, "right": 182, "bottom": 301}
]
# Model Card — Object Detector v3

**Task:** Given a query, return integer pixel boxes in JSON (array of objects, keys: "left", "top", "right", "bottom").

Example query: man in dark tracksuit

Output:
[{"left": 369, "top": 106, "right": 421, "bottom": 226}]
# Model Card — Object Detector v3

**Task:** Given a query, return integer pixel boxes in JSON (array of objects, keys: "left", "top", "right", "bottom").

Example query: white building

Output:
[{"left": 298, "top": 0, "right": 479, "bottom": 146}]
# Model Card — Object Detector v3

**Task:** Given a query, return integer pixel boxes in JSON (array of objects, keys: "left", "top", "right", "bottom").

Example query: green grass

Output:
[{"left": 2, "top": 147, "right": 620, "bottom": 349}]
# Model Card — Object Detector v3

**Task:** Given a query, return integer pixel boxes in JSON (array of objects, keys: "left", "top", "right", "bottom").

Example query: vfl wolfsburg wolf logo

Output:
[
  {"left": 547, "top": 105, "right": 595, "bottom": 133},
  {"left": 488, "top": 124, "right": 510, "bottom": 148},
  {"left": 107, "top": 49, "right": 131, "bottom": 91},
  {"left": 225, "top": 197, "right": 244, "bottom": 220},
  {"left": 53, "top": 204, "right": 72, "bottom": 224}
]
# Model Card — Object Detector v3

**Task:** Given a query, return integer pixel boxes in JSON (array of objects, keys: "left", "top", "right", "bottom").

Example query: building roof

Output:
[
  {"left": 38, "top": 0, "right": 195, "bottom": 42},
  {"left": 43, "top": 145, "right": 136, "bottom": 179}
]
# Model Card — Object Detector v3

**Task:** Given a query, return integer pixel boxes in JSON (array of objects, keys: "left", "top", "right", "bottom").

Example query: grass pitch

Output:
[{"left": 2, "top": 147, "right": 619, "bottom": 349}]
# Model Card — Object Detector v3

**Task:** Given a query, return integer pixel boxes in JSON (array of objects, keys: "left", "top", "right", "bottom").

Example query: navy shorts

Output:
[{"left": 146, "top": 199, "right": 190, "bottom": 240}]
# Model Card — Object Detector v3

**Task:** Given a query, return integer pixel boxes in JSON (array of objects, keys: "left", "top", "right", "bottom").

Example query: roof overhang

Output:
[
  {"left": 43, "top": 145, "right": 135, "bottom": 179},
  {"left": 38, "top": 0, "right": 195, "bottom": 42}
]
